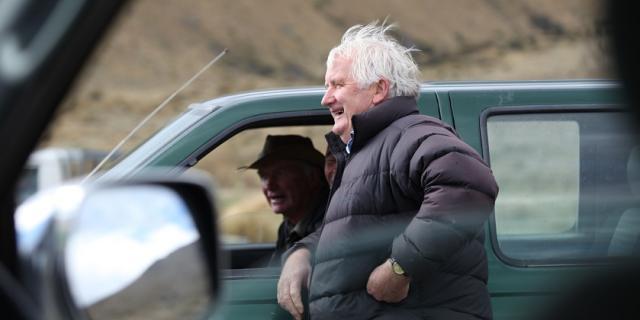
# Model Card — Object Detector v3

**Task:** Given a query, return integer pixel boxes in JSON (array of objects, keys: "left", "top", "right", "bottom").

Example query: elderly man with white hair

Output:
[{"left": 277, "top": 21, "right": 499, "bottom": 320}]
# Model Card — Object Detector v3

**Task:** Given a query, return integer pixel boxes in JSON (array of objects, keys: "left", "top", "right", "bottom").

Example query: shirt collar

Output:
[{"left": 345, "top": 130, "right": 354, "bottom": 154}]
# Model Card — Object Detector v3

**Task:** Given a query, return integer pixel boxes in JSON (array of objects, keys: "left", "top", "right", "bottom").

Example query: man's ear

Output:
[{"left": 372, "top": 78, "right": 390, "bottom": 105}]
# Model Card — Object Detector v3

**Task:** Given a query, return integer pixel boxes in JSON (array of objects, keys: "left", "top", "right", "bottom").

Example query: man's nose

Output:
[
  {"left": 321, "top": 88, "right": 334, "bottom": 106},
  {"left": 263, "top": 176, "right": 276, "bottom": 189}
]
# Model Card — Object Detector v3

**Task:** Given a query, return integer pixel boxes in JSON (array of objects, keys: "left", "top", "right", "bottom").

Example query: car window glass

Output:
[
  {"left": 193, "top": 125, "right": 331, "bottom": 245},
  {"left": 488, "top": 119, "right": 580, "bottom": 235},
  {"left": 487, "top": 110, "right": 638, "bottom": 264}
]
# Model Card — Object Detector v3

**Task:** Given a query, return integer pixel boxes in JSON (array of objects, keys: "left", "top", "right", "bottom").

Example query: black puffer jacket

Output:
[{"left": 303, "top": 96, "right": 498, "bottom": 320}]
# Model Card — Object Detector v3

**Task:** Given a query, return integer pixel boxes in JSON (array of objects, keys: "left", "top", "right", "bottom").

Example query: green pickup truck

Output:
[{"left": 101, "top": 79, "right": 636, "bottom": 319}]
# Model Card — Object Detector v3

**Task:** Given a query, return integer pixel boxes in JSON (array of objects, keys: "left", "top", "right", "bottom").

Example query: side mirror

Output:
[{"left": 16, "top": 171, "right": 220, "bottom": 319}]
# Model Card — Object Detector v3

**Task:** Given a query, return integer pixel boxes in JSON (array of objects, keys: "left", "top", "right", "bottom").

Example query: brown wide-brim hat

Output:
[{"left": 240, "top": 135, "right": 325, "bottom": 170}]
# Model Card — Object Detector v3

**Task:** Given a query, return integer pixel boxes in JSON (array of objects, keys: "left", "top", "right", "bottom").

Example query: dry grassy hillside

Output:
[{"left": 43, "top": 0, "right": 611, "bottom": 152}]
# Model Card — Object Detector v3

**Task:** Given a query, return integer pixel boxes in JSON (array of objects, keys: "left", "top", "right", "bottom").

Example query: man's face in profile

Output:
[
  {"left": 321, "top": 55, "right": 377, "bottom": 143},
  {"left": 258, "top": 159, "right": 316, "bottom": 222}
]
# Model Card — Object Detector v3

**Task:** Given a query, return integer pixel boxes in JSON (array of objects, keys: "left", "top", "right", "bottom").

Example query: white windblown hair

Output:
[{"left": 327, "top": 21, "right": 421, "bottom": 99}]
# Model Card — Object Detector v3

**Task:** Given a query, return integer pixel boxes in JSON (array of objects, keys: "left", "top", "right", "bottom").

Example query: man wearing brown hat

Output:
[{"left": 244, "top": 135, "right": 329, "bottom": 264}]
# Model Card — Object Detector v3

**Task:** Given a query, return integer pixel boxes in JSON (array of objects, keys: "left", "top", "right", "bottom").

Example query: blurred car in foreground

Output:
[{"left": 16, "top": 172, "right": 221, "bottom": 319}]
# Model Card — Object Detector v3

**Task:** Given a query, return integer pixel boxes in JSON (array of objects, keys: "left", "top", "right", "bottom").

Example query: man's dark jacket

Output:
[
  {"left": 270, "top": 189, "right": 327, "bottom": 266},
  {"left": 297, "top": 96, "right": 499, "bottom": 319}
]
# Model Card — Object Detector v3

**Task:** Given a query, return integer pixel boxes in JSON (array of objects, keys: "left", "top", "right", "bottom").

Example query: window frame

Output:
[{"left": 180, "top": 110, "right": 332, "bottom": 168}]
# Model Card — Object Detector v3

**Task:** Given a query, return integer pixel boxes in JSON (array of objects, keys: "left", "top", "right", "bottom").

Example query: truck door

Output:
[{"left": 448, "top": 81, "right": 634, "bottom": 319}]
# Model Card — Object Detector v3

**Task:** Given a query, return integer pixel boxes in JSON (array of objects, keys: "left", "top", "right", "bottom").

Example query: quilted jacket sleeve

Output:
[
  {"left": 281, "top": 226, "right": 322, "bottom": 264},
  {"left": 390, "top": 126, "right": 498, "bottom": 280}
]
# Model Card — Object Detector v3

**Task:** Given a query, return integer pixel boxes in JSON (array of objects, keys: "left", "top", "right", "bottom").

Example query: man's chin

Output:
[
  {"left": 331, "top": 124, "right": 351, "bottom": 143},
  {"left": 271, "top": 205, "right": 288, "bottom": 214}
]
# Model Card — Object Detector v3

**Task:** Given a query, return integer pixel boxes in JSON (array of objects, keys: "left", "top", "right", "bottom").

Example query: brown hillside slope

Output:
[{"left": 44, "top": 0, "right": 609, "bottom": 151}]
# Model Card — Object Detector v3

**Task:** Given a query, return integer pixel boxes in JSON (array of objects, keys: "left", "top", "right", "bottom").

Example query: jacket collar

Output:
[
  {"left": 325, "top": 131, "right": 346, "bottom": 157},
  {"left": 350, "top": 96, "right": 419, "bottom": 152}
]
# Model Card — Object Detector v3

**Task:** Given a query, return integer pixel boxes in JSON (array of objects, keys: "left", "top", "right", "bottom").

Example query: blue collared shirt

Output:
[{"left": 346, "top": 130, "right": 354, "bottom": 154}]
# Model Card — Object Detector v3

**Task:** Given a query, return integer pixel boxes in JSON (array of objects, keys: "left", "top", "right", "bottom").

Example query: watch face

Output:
[{"left": 392, "top": 261, "right": 405, "bottom": 275}]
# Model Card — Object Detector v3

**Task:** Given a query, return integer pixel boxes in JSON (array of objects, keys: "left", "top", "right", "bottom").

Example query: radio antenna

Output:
[{"left": 82, "top": 48, "right": 228, "bottom": 183}]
